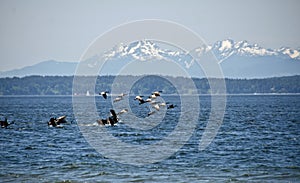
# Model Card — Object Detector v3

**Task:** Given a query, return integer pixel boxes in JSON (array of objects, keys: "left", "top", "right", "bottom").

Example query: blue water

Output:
[{"left": 0, "top": 95, "right": 299, "bottom": 182}]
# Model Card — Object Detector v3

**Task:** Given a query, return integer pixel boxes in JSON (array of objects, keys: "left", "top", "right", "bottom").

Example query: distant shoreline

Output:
[{"left": 1, "top": 75, "right": 299, "bottom": 95}]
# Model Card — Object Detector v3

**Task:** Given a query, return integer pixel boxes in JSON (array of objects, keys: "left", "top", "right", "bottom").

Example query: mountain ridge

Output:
[
  {"left": 0, "top": 60, "right": 77, "bottom": 78},
  {"left": 102, "top": 39, "right": 300, "bottom": 62},
  {"left": 1, "top": 39, "right": 299, "bottom": 78},
  {"left": 208, "top": 39, "right": 300, "bottom": 62}
]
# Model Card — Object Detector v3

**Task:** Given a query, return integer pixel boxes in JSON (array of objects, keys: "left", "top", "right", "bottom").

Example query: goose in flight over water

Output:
[
  {"left": 147, "top": 110, "right": 156, "bottom": 116},
  {"left": 134, "top": 95, "right": 151, "bottom": 105},
  {"left": 117, "top": 109, "right": 129, "bottom": 115},
  {"left": 152, "top": 103, "right": 160, "bottom": 111},
  {"left": 134, "top": 95, "right": 144, "bottom": 101},
  {"left": 148, "top": 91, "right": 163, "bottom": 99},
  {"left": 139, "top": 98, "right": 152, "bottom": 105},
  {"left": 148, "top": 94, "right": 157, "bottom": 99},
  {"left": 99, "top": 91, "right": 109, "bottom": 99},
  {"left": 147, "top": 102, "right": 164, "bottom": 116},
  {"left": 113, "top": 93, "right": 127, "bottom": 103},
  {"left": 152, "top": 91, "right": 162, "bottom": 96}
]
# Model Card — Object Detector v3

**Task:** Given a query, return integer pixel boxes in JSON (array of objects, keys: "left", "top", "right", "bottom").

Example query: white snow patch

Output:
[
  {"left": 184, "top": 59, "right": 194, "bottom": 68},
  {"left": 241, "top": 47, "right": 274, "bottom": 56},
  {"left": 283, "top": 49, "right": 300, "bottom": 59},
  {"left": 128, "top": 41, "right": 141, "bottom": 54},
  {"left": 219, "top": 40, "right": 233, "bottom": 51}
]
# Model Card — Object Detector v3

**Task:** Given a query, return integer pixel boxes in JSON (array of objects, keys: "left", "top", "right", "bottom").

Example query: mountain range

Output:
[
  {"left": 1, "top": 39, "right": 299, "bottom": 78},
  {"left": 205, "top": 39, "right": 299, "bottom": 62},
  {"left": 103, "top": 39, "right": 300, "bottom": 62}
]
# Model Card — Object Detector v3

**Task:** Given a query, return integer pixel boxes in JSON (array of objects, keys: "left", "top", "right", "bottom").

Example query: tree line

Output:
[{"left": 0, "top": 75, "right": 299, "bottom": 95}]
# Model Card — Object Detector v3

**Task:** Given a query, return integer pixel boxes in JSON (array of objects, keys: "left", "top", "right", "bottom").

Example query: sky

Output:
[{"left": 0, "top": 0, "right": 299, "bottom": 71}]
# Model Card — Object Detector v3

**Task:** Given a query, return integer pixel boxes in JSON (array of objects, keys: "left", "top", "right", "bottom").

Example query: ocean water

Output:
[{"left": 0, "top": 95, "right": 299, "bottom": 182}]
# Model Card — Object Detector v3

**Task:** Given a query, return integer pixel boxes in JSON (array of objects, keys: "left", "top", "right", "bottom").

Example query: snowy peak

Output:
[
  {"left": 126, "top": 40, "right": 163, "bottom": 60},
  {"left": 104, "top": 40, "right": 182, "bottom": 61},
  {"left": 278, "top": 47, "right": 300, "bottom": 59},
  {"left": 1, "top": 39, "right": 299, "bottom": 78},
  {"left": 206, "top": 39, "right": 300, "bottom": 61},
  {"left": 104, "top": 39, "right": 300, "bottom": 63},
  {"left": 213, "top": 39, "right": 234, "bottom": 52}
]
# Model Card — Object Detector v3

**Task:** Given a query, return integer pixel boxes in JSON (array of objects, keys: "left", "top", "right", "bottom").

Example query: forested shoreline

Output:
[{"left": 0, "top": 75, "right": 299, "bottom": 95}]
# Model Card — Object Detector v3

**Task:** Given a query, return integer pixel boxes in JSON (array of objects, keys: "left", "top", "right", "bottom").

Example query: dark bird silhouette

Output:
[
  {"left": 97, "top": 109, "right": 117, "bottom": 126},
  {"left": 148, "top": 91, "right": 163, "bottom": 99},
  {"left": 0, "top": 117, "right": 14, "bottom": 128},
  {"left": 167, "top": 104, "right": 177, "bottom": 109},
  {"left": 48, "top": 117, "right": 57, "bottom": 127},
  {"left": 97, "top": 118, "right": 109, "bottom": 126},
  {"left": 139, "top": 98, "right": 152, "bottom": 105},
  {"left": 134, "top": 95, "right": 144, "bottom": 101},
  {"left": 99, "top": 91, "right": 109, "bottom": 99},
  {"left": 108, "top": 109, "right": 118, "bottom": 126},
  {"left": 97, "top": 109, "right": 127, "bottom": 126},
  {"left": 56, "top": 115, "right": 67, "bottom": 124},
  {"left": 147, "top": 110, "right": 156, "bottom": 116},
  {"left": 48, "top": 115, "right": 67, "bottom": 127},
  {"left": 134, "top": 95, "right": 150, "bottom": 105},
  {"left": 152, "top": 91, "right": 162, "bottom": 96},
  {"left": 134, "top": 95, "right": 146, "bottom": 105}
]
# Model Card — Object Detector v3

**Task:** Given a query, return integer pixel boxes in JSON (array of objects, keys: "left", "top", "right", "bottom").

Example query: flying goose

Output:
[
  {"left": 148, "top": 94, "right": 157, "bottom": 99},
  {"left": 134, "top": 95, "right": 151, "bottom": 105},
  {"left": 113, "top": 93, "right": 127, "bottom": 103},
  {"left": 147, "top": 110, "right": 156, "bottom": 116},
  {"left": 152, "top": 91, "right": 162, "bottom": 96},
  {"left": 99, "top": 91, "right": 110, "bottom": 99},
  {"left": 134, "top": 95, "right": 144, "bottom": 101},
  {"left": 117, "top": 109, "right": 128, "bottom": 115}
]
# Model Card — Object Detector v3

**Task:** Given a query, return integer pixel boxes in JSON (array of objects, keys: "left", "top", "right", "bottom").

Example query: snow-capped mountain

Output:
[
  {"left": 277, "top": 47, "right": 300, "bottom": 59},
  {"left": 103, "top": 40, "right": 186, "bottom": 62},
  {"left": 198, "top": 39, "right": 300, "bottom": 62},
  {"left": 101, "top": 40, "right": 196, "bottom": 72},
  {"left": 99, "top": 39, "right": 300, "bottom": 78},
  {"left": 104, "top": 40, "right": 163, "bottom": 61},
  {"left": 1, "top": 39, "right": 299, "bottom": 78},
  {"left": 103, "top": 39, "right": 300, "bottom": 63}
]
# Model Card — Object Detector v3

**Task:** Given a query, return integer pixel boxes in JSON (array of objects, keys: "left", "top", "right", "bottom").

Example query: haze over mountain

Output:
[
  {"left": 1, "top": 39, "right": 299, "bottom": 78},
  {"left": 0, "top": 60, "right": 77, "bottom": 77}
]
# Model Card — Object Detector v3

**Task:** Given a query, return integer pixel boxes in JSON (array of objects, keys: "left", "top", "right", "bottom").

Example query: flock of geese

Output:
[
  {"left": 0, "top": 90, "right": 176, "bottom": 129},
  {"left": 97, "top": 90, "right": 177, "bottom": 126}
]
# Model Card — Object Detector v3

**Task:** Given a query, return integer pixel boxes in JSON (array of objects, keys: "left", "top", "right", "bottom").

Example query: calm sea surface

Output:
[{"left": 0, "top": 95, "right": 299, "bottom": 182}]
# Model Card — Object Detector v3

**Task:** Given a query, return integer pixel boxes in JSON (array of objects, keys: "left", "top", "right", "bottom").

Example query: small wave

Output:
[
  {"left": 78, "top": 122, "right": 98, "bottom": 127},
  {"left": 78, "top": 122, "right": 120, "bottom": 127}
]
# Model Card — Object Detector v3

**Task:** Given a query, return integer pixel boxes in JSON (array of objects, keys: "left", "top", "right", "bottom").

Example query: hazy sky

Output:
[{"left": 0, "top": 0, "right": 299, "bottom": 71}]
